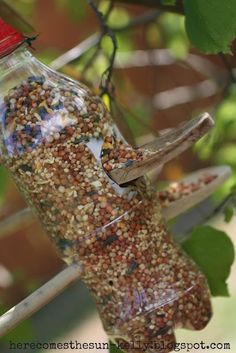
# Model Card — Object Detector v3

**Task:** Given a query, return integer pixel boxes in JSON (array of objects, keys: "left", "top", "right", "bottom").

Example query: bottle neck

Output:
[
  {"left": 0, "top": 44, "right": 45, "bottom": 98},
  {"left": 0, "top": 44, "right": 32, "bottom": 75}
]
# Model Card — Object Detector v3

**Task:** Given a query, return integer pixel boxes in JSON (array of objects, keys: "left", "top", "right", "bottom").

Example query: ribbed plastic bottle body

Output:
[{"left": 0, "top": 45, "right": 212, "bottom": 353}]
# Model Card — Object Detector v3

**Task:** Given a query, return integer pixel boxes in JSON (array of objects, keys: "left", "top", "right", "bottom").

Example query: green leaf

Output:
[
  {"left": 182, "top": 226, "right": 235, "bottom": 296},
  {"left": 183, "top": 0, "right": 236, "bottom": 53},
  {"left": 224, "top": 206, "right": 234, "bottom": 223},
  {"left": 109, "top": 341, "right": 124, "bottom": 353}
]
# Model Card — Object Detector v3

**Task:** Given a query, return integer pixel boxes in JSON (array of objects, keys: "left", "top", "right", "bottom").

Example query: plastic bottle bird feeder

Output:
[{"left": 0, "top": 18, "right": 231, "bottom": 352}]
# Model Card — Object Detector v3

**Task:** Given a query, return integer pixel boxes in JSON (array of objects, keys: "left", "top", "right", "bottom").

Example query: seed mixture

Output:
[
  {"left": 0, "top": 73, "right": 212, "bottom": 353},
  {"left": 158, "top": 174, "right": 217, "bottom": 207},
  {"left": 101, "top": 135, "right": 153, "bottom": 173}
]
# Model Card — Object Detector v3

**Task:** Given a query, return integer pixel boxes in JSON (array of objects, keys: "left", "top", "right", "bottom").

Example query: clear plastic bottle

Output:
[{"left": 0, "top": 19, "right": 212, "bottom": 352}]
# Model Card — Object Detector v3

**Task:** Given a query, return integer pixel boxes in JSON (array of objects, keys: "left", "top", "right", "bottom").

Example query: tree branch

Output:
[
  {"left": 50, "top": 10, "right": 162, "bottom": 71},
  {"left": 0, "top": 264, "right": 83, "bottom": 338},
  {"left": 0, "top": 207, "right": 33, "bottom": 239},
  {"left": 88, "top": 0, "right": 118, "bottom": 97},
  {"left": 50, "top": 33, "right": 100, "bottom": 71}
]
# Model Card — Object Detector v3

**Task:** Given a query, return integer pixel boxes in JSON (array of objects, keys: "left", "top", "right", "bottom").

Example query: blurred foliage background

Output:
[{"left": 0, "top": 0, "right": 236, "bottom": 352}]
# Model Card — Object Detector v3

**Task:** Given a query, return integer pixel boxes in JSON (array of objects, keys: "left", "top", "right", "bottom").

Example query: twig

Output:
[
  {"left": 88, "top": 0, "right": 118, "bottom": 97},
  {"left": 0, "top": 263, "right": 83, "bottom": 338},
  {"left": 81, "top": 2, "right": 115, "bottom": 80},
  {"left": 81, "top": 10, "right": 161, "bottom": 85},
  {"left": 50, "top": 10, "right": 161, "bottom": 70},
  {"left": 0, "top": 207, "right": 33, "bottom": 239},
  {"left": 50, "top": 33, "right": 100, "bottom": 71}
]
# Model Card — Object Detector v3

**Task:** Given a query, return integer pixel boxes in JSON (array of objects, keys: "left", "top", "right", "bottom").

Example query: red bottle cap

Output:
[{"left": 0, "top": 18, "right": 24, "bottom": 58}]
